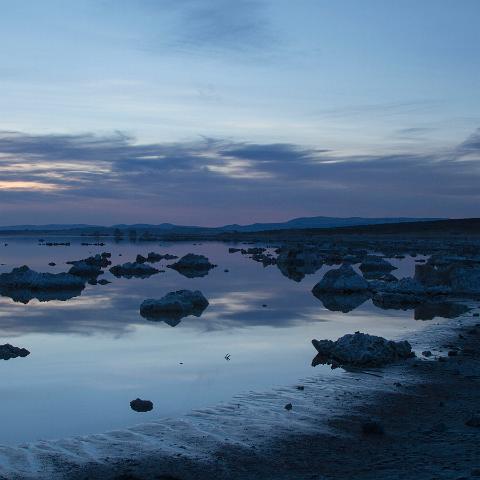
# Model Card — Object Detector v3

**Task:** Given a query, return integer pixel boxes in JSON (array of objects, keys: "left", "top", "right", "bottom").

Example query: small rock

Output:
[
  {"left": 422, "top": 350, "right": 432, "bottom": 357},
  {"left": 448, "top": 350, "right": 458, "bottom": 357},
  {"left": 284, "top": 403, "right": 293, "bottom": 411},
  {"left": 130, "top": 398, "right": 153, "bottom": 412},
  {"left": 296, "top": 386, "right": 305, "bottom": 391}
]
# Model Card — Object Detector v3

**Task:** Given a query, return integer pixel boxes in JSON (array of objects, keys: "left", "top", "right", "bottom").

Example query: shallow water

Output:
[{"left": 0, "top": 238, "right": 452, "bottom": 444}]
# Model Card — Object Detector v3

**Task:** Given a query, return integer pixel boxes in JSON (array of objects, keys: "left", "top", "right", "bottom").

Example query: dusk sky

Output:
[{"left": 1, "top": 0, "right": 479, "bottom": 225}]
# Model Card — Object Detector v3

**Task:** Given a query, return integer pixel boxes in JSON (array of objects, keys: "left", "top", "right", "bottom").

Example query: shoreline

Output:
[{"left": 2, "top": 305, "right": 477, "bottom": 479}]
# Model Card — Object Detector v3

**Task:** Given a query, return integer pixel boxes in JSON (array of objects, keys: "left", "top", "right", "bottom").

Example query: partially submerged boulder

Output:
[
  {"left": 140, "top": 289, "right": 209, "bottom": 324},
  {"left": 311, "top": 331, "right": 414, "bottom": 368},
  {"left": 167, "top": 254, "right": 216, "bottom": 278},
  {"left": 0, "top": 344, "right": 30, "bottom": 360},
  {"left": 312, "top": 264, "right": 369, "bottom": 293},
  {"left": 110, "top": 262, "right": 160, "bottom": 278}
]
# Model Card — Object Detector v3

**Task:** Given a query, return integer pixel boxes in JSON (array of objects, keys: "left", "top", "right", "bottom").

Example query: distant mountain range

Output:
[{"left": 0, "top": 216, "right": 444, "bottom": 233}]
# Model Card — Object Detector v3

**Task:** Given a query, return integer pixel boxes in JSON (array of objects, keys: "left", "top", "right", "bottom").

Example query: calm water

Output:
[{"left": 0, "top": 238, "right": 443, "bottom": 444}]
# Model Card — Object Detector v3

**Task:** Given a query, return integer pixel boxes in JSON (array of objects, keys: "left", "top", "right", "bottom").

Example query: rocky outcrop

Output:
[
  {"left": 0, "top": 344, "right": 30, "bottom": 360},
  {"left": 311, "top": 332, "right": 414, "bottom": 368},
  {"left": 312, "top": 264, "right": 369, "bottom": 293},
  {"left": 167, "top": 254, "right": 216, "bottom": 278},
  {"left": 110, "top": 262, "right": 160, "bottom": 278},
  {"left": 140, "top": 289, "right": 209, "bottom": 324}
]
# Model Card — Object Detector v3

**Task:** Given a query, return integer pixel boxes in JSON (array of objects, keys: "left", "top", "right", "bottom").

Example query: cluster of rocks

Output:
[
  {"left": 140, "top": 289, "right": 209, "bottom": 326},
  {"left": 66, "top": 253, "right": 112, "bottom": 280},
  {"left": 311, "top": 332, "right": 415, "bottom": 368},
  {"left": 309, "top": 254, "right": 480, "bottom": 314},
  {"left": 167, "top": 254, "right": 216, "bottom": 278}
]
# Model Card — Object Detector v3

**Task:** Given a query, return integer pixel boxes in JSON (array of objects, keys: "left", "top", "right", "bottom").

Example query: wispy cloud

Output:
[{"left": 0, "top": 129, "right": 479, "bottom": 224}]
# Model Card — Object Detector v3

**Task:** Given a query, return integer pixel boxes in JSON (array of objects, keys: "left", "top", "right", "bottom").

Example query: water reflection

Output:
[
  {"left": 0, "top": 237, "right": 470, "bottom": 444},
  {"left": 312, "top": 292, "right": 371, "bottom": 313}
]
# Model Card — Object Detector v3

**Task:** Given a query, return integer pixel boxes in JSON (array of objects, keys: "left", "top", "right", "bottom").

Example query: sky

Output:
[{"left": 0, "top": 0, "right": 479, "bottom": 226}]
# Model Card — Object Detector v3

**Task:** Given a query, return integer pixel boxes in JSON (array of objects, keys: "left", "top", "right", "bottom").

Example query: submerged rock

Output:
[
  {"left": 312, "top": 264, "right": 369, "bottom": 293},
  {"left": 130, "top": 398, "right": 153, "bottom": 413},
  {"left": 140, "top": 289, "right": 209, "bottom": 324},
  {"left": 311, "top": 331, "right": 414, "bottom": 368},
  {"left": 110, "top": 262, "right": 160, "bottom": 278},
  {"left": 0, "top": 344, "right": 30, "bottom": 360},
  {"left": 167, "top": 254, "right": 216, "bottom": 278}
]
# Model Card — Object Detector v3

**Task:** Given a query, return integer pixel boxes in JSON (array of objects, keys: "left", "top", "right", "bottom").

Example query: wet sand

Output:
[{"left": 65, "top": 313, "right": 480, "bottom": 480}]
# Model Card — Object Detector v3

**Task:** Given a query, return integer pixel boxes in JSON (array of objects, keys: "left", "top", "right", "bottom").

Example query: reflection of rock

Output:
[
  {"left": 311, "top": 332, "right": 414, "bottom": 368},
  {"left": 167, "top": 254, "right": 216, "bottom": 278},
  {"left": 0, "top": 288, "right": 84, "bottom": 304},
  {"left": 130, "top": 398, "right": 153, "bottom": 412},
  {"left": 414, "top": 302, "right": 470, "bottom": 320},
  {"left": 140, "top": 290, "right": 209, "bottom": 325},
  {"left": 0, "top": 344, "right": 30, "bottom": 360},
  {"left": 276, "top": 247, "right": 323, "bottom": 282},
  {"left": 312, "top": 264, "right": 369, "bottom": 293},
  {"left": 359, "top": 255, "right": 397, "bottom": 273},
  {"left": 110, "top": 262, "right": 160, "bottom": 278},
  {"left": 313, "top": 292, "right": 370, "bottom": 313}
]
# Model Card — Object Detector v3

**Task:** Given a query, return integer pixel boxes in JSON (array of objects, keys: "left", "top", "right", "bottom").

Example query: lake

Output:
[{"left": 0, "top": 238, "right": 453, "bottom": 444}]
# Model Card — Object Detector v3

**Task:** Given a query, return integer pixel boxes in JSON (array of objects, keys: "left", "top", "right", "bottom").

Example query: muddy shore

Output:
[{"left": 60, "top": 311, "right": 480, "bottom": 480}]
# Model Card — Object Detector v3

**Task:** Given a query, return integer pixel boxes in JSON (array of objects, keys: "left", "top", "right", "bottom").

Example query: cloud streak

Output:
[{"left": 0, "top": 129, "right": 479, "bottom": 224}]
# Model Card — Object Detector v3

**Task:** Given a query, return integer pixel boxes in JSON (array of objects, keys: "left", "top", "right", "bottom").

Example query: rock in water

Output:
[
  {"left": 359, "top": 255, "right": 396, "bottom": 273},
  {"left": 130, "top": 398, "right": 153, "bottom": 412},
  {"left": 311, "top": 331, "right": 414, "bottom": 368},
  {"left": 167, "top": 254, "right": 216, "bottom": 278},
  {"left": 312, "top": 264, "right": 369, "bottom": 293},
  {"left": 0, "top": 266, "right": 86, "bottom": 290},
  {"left": 140, "top": 290, "right": 209, "bottom": 324},
  {"left": 0, "top": 344, "right": 30, "bottom": 360},
  {"left": 109, "top": 262, "right": 159, "bottom": 278}
]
